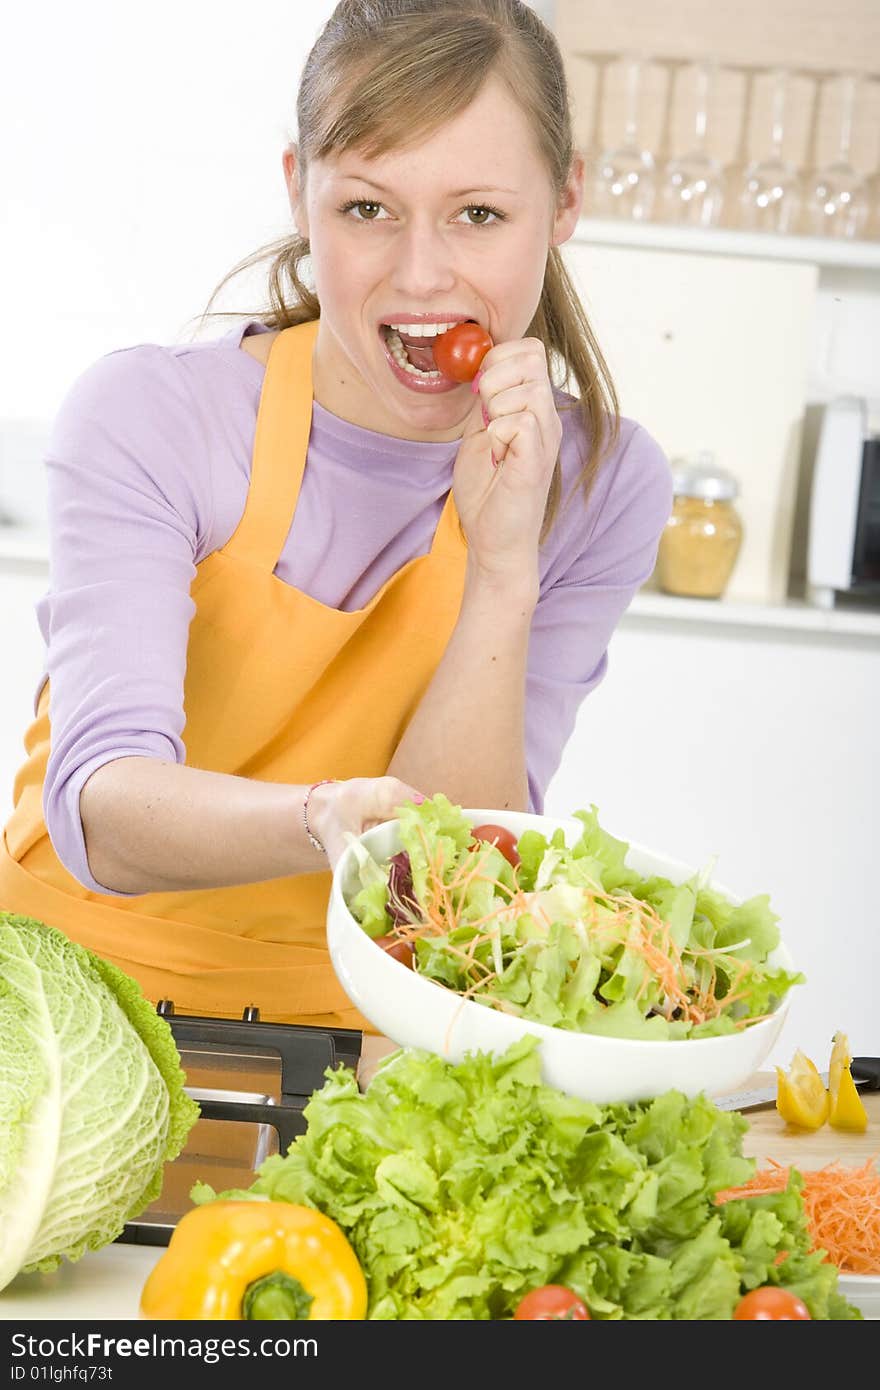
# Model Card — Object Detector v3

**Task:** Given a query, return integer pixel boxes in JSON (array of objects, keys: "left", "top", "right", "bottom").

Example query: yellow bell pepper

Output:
[
  {"left": 828, "top": 1030, "right": 869, "bottom": 1132},
  {"left": 140, "top": 1200, "right": 367, "bottom": 1320},
  {"left": 775, "top": 1049, "right": 830, "bottom": 1129}
]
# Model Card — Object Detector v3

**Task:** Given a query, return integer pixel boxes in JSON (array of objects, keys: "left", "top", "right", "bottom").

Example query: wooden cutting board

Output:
[{"left": 740, "top": 1073, "right": 880, "bottom": 1170}]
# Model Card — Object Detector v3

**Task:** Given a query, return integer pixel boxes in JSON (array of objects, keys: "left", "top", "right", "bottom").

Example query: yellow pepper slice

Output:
[
  {"left": 775, "top": 1049, "right": 830, "bottom": 1129},
  {"left": 140, "top": 1200, "right": 367, "bottom": 1320},
  {"left": 828, "top": 1030, "right": 869, "bottom": 1132}
]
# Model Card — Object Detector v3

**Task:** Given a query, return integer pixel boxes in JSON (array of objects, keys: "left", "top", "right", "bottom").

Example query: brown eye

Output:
[
  {"left": 355, "top": 201, "right": 381, "bottom": 219},
  {"left": 465, "top": 206, "right": 492, "bottom": 224}
]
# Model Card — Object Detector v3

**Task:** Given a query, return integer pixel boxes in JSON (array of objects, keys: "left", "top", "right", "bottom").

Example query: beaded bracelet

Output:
[{"left": 303, "top": 779, "right": 337, "bottom": 856}]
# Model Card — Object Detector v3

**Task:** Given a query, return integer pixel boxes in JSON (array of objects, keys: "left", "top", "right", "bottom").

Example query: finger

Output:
[
  {"left": 475, "top": 340, "right": 549, "bottom": 397},
  {"left": 458, "top": 390, "right": 505, "bottom": 465},
  {"left": 367, "top": 776, "right": 426, "bottom": 822},
  {"left": 486, "top": 409, "right": 552, "bottom": 470},
  {"left": 484, "top": 383, "right": 561, "bottom": 456},
  {"left": 479, "top": 336, "right": 548, "bottom": 370},
  {"left": 461, "top": 389, "right": 492, "bottom": 441}
]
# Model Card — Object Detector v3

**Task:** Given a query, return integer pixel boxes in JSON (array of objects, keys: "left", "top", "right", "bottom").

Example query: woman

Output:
[{"left": 0, "top": 0, "right": 671, "bottom": 1029}]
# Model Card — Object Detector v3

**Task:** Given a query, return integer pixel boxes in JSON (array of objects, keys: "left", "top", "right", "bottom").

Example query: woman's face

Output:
[{"left": 284, "top": 75, "right": 583, "bottom": 442}]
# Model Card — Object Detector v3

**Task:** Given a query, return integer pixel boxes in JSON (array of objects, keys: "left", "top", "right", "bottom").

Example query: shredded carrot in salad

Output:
[
  {"left": 716, "top": 1158, "right": 880, "bottom": 1274},
  {"left": 394, "top": 821, "right": 767, "bottom": 1031}
]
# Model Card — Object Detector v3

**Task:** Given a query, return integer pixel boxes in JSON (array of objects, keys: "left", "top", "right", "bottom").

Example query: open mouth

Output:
[{"left": 379, "top": 319, "right": 473, "bottom": 380}]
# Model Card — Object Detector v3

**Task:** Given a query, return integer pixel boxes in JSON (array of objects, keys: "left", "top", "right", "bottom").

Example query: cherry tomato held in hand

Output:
[
  {"left": 734, "top": 1287, "right": 811, "bottom": 1320},
  {"left": 374, "top": 934, "right": 415, "bottom": 969},
  {"left": 470, "top": 823, "right": 521, "bottom": 869},
  {"left": 432, "top": 322, "right": 493, "bottom": 383},
  {"left": 514, "top": 1285, "right": 591, "bottom": 1320}
]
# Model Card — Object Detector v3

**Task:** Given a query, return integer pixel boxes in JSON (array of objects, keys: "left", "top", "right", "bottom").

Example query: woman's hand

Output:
[
  {"left": 306, "top": 776, "right": 425, "bottom": 870},
  {"left": 452, "top": 337, "right": 561, "bottom": 590}
]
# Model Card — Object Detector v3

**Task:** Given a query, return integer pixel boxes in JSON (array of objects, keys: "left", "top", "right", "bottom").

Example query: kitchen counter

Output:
[
  {"left": 2, "top": 1080, "right": 876, "bottom": 1322},
  {"left": 0, "top": 1244, "right": 162, "bottom": 1321}
]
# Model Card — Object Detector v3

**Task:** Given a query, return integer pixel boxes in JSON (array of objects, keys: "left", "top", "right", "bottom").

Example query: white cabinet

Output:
[{"left": 0, "top": 560, "right": 49, "bottom": 822}]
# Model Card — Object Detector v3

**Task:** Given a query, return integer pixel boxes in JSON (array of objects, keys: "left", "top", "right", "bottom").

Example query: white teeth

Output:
[
  {"left": 385, "top": 320, "right": 459, "bottom": 338},
  {"left": 384, "top": 328, "right": 442, "bottom": 377}
]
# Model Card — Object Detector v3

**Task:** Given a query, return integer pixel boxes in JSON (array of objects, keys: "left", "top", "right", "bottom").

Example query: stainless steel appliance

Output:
[
  {"left": 118, "top": 1003, "right": 362, "bottom": 1246},
  {"left": 807, "top": 396, "right": 880, "bottom": 608}
]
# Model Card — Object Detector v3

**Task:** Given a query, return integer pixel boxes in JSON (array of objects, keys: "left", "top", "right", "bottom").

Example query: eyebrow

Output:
[{"left": 338, "top": 174, "right": 519, "bottom": 198}]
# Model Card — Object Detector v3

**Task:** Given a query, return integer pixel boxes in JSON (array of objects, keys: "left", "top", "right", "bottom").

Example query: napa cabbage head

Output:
[{"left": 0, "top": 915, "right": 199, "bottom": 1292}]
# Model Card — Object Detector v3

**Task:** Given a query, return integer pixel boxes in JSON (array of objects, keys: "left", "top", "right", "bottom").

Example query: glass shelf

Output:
[{"left": 572, "top": 217, "right": 880, "bottom": 271}]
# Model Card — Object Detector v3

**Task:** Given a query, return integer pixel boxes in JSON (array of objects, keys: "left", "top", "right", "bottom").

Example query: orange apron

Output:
[{"left": 0, "top": 319, "right": 467, "bottom": 1028}]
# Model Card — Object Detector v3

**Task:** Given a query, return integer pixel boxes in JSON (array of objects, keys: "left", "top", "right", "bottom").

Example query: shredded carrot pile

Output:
[{"left": 716, "top": 1157, "right": 880, "bottom": 1274}]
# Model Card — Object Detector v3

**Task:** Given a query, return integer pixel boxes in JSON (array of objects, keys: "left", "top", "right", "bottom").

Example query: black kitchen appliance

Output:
[{"left": 117, "top": 1002, "right": 362, "bottom": 1247}]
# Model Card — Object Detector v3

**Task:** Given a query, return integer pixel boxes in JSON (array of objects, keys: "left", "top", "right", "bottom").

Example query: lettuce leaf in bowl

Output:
[{"left": 345, "top": 797, "right": 805, "bottom": 1040}]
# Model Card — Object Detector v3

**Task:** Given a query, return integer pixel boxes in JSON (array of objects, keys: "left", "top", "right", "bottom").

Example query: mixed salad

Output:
[{"left": 344, "top": 795, "right": 805, "bottom": 1041}]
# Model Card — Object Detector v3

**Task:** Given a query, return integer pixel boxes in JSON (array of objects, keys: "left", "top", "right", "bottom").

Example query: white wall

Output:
[{"left": 1, "top": 0, "right": 339, "bottom": 421}]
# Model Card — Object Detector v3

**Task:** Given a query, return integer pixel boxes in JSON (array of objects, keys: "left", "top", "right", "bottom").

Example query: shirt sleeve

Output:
[
  {"left": 38, "top": 346, "right": 213, "bottom": 895},
  {"left": 525, "top": 423, "right": 673, "bottom": 812}
]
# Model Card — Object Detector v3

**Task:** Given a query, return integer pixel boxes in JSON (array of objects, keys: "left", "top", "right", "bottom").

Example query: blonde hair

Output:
[{"left": 192, "top": 0, "right": 620, "bottom": 538}]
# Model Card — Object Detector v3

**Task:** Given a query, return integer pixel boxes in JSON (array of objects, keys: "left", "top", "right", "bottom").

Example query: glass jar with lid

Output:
[{"left": 656, "top": 453, "right": 743, "bottom": 598}]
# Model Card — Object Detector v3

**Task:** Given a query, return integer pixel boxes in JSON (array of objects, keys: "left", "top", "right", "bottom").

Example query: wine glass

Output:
[
  {"left": 658, "top": 60, "right": 725, "bottom": 228},
  {"left": 651, "top": 54, "right": 689, "bottom": 209},
  {"left": 861, "top": 76, "right": 880, "bottom": 240},
  {"left": 590, "top": 53, "right": 657, "bottom": 222},
  {"left": 863, "top": 98, "right": 880, "bottom": 240},
  {"left": 800, "top": 73, "right": 870, "bottom": 239},
  {"left": 579, "top": 51, "right": 620, "bottom": 218},
  {"left": 721, "top": 65, "right": 759, "bottom": 227},
  {"left": 866, "top": 174, "right": 880, "bottom": 240},
  {"left": 733, "top": 67, "right": 802, "bottom": 233}
]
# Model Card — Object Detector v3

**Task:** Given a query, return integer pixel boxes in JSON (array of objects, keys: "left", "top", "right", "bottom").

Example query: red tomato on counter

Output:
[
  {"left": 374, "top": 934, "right": 415, "bottom": 968},
  {"left": 433, "top": 322, "right": 493, "bottom": 382},
  {"left": 514, "top": 1285, "right": 591, "bottom": 1320},
  {"left": 734, "top": 1287, "right": 811, "bottom": 1320},
  {"left": 470, "top": 823, "right": 521, "bottom": 869}
]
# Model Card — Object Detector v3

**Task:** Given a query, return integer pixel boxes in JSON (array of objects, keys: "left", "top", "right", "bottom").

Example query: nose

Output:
[{"left": 388, "top": 216, "right": 457, "bottom": 299}]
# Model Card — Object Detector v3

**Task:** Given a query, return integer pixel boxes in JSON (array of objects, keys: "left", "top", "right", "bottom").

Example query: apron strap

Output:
[{"left": 222, "top": 318, "right": 319, "bottom": 572}]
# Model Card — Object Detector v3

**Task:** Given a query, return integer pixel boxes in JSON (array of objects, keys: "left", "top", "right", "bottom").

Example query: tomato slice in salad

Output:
[
  {"left": 373, "top": 934, "right": 415, "bottom": 968},
  {"left": 470, "top": 823, "right": 520, "bottom": 869},
  {"left": 733, "top": 1287, "right": 811, "bottom": 1319},
  {"left": 514, "top": 1285, "right": 591, "bottom": 1320}
]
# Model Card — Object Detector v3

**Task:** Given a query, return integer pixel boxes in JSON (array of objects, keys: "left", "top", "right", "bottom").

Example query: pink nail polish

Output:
[
  {"left": 413, "top": 793, "right": 427, "bottom": 804},
  {"left": 481, "top": 403, "right": 490, "bottom": 429},
  {"left": 470, "top": 369, "right": 483, "bottom": 394}
]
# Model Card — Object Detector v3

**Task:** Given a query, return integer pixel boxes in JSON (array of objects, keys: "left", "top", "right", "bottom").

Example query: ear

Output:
[
  {"left": 282, "top": 144, "right": 309, "bottom": 239},
  {"left": 550, "top": 151, "right": 584, "bottom": 247}
]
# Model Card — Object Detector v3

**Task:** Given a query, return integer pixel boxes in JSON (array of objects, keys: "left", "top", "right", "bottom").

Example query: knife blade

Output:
[{"left": 713, "top": 1055, "right": 880, "bottom": 1113}]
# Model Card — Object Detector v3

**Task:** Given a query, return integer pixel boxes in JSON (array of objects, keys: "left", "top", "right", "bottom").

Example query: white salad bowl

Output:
[{"left": 327, "top": 809, "right": 795, "bottom": 1105}]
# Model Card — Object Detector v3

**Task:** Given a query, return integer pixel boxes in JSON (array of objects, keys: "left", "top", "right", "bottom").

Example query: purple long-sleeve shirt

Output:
[{"left": 34, "top": 319, "right": 672, "bottom": 896}]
